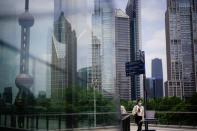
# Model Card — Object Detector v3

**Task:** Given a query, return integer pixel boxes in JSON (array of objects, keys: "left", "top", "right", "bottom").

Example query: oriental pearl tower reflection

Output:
[{"left": 15, "top": 0, "right": 35, "bottom": 117}]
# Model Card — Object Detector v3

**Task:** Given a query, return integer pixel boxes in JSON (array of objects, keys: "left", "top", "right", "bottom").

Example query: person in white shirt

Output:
[
  {"left": 132, "top": 99, "right": 144, "bottom": 131},
  {"left": 121, "top": 105, "right": 127, "bottom": 115}
]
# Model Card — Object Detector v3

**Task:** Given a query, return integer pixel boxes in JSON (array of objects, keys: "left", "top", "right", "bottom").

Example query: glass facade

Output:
[
  {"left": 165, "top": 0, "right": 197, "bottom": 99},
  {"left": 126, "top": 0, "right": 143, "bottom": 100},
  {"left": 0, "top": 0, "right": 120, "bottom": 130},
  {"left": 114, "top": 9, "right": 131, "bottom": 100},
  {"left": 151, "top": 58, "right": 163, "bottom": 98}
]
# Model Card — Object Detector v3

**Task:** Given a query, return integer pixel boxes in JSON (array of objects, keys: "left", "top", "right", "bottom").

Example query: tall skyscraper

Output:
[
  {"left": 92, "top": 36, "right": 102, "bottom": 91},
  {"left": 152, "top": 58, "right": 163, "bottom": 98},
  {"left": 51, "top": 34, "right": 66, "bottom": 100},
  {"left": 3, "top": 87, "right": 12, "bottom": 104},
  {"left": 126, "top": 0, "right": 143, "bottom": 100},
  {"left": 0, "top": 40, "right": 17, "bottom": 101},
  {"left": 165, "top": 0, "right": 197, "bottom": 99},
  {"left": 152, "top": 58, "right": 163, "bottom": 79},
  {"left": 51, "top": 12, "right": 77, "bottom": 100},
  {"left": 146, "top": 77, "right": 163, "bottom": 99},
  {"left": 145, "top": 78, "right": 154, "bottom": 99},
  {"left": 92, "top": 0, "right": 116, "bottom": 98},
  {"left": 78, "top": 67, "right": 92, "bottom": 89},
  {"left": 115, "top": 9, "right": 131, "bottom": 100}
]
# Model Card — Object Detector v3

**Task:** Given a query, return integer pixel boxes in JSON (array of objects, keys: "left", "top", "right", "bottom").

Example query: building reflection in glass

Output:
[{"left": 0, "top": 0, "right": 121, "bottom": 130}]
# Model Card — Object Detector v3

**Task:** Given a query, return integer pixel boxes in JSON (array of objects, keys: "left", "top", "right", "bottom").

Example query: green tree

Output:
[
  {"left": 120, "top": 99, "right": 135, "bottom": 111},
  {"left": 63, "top": 87, "right": 117, "bottom": 128},
  {"left": 187, "top": 93, "right": 197, "bottom": 111}
]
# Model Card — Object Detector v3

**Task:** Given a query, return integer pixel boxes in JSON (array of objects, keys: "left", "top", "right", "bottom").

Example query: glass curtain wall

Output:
[{"left": 0, "top": 0, "right": 120, "bottom": 130}]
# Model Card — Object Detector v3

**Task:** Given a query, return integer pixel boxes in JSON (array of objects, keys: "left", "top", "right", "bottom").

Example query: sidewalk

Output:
[{"left": 130, "top": 123, "right": 197, "bottom": 131}]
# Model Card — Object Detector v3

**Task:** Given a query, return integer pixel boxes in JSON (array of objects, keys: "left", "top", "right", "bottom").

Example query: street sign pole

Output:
[
  {"left": 125, "top": 50, "right": 148, "bottom": 129},
  {"left": 141, "top": 51, "right": 148, "bottom": 131},
  {"left": 143, "top": 72, "right": 148, "bottom": 130}
]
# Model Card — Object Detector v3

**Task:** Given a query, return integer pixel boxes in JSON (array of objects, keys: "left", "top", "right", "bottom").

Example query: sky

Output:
[
  {"left": 116, "top": 0, "right": 167, "bottom": 81},
  {"left": 0, "top": 0, "right": 167, "bottom": 95},
  {"left": 141, "top": 0, "right": 167, "bottom": 81}
]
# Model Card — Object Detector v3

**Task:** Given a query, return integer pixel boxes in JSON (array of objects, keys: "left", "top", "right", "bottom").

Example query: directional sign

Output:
[
  {"left": 125, "top": 60, "right": 145, "bottom": 76},
  {"left": 125, "top": 50, "right": 145, "bottom": 76},
  {"left": 127, "top": 69, "right": 145, "bottom": 76}
]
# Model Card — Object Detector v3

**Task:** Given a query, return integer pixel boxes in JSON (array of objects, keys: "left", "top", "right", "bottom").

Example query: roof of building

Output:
[{"left": 115, "top": 9, "right": 129, "bottom": 18}]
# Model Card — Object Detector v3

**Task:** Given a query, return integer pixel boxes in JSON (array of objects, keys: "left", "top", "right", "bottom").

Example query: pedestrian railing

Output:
[
  {"left": 128, "top": 111, "right": 197, "bottom": 127},
  {"left": 0, "top": 112, "right": 120, "bottom": 130}
]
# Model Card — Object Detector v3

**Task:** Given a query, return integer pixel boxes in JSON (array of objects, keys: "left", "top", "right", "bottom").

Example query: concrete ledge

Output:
[
  {"left": 0, "top": 127, "right": 30, "bottom": 131},
  {"left": 151, "top": 124, "right": 197, "bottom": 129},
  {"left": 130, "top": 123, "right": 197, "bottom": 129},
  {"left": 72, "top": 126, "right": 119, "bottom": 131}
]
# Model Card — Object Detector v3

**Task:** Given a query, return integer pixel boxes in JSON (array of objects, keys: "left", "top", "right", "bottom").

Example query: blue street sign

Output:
[{"left": 125, "top": 60, "right": 145, "bottom": 76}]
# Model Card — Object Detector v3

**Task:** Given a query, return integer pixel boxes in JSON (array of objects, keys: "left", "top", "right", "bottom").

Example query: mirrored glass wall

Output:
[{"left": 0, "top": 0, "right": 120, "bottom": 130}]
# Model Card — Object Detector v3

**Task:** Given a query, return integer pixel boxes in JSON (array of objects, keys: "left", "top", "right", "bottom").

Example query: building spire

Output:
[{"left": 25, "top": 0, "right": 29, "bottom": 11}]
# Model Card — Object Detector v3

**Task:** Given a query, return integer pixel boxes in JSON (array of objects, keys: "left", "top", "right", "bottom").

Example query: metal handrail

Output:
[{"left": 0, "top": 112, "right": 120, "bottom": 130}]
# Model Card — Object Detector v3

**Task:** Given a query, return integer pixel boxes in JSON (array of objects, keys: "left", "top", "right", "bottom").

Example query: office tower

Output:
[
  {"left": 114, "top": 9, "right": 131, "bottom": 100},
  {"left": 152, "top": 58, "right": 163, "bottom": 98},
  {"left": 15, "top": 0, "right": 34, "bottom": 107},
  {"left": 51, "top": 34, "right": 66, "bottom": 100},
  {"left": 126, "top": 0, "right": 143, "bottom": 100},
  {"left": 0, "top": 93, "right": 4, "bottom": 106},
  {"left": 153, "top": 78, "right": 163, "bottom": 98},
  {"left": 165, "top": 0, "right": 197, "bottom": 99},
  {"left": 146, "top": 77, "right": 163, "bottom": 99},
  {"left": 152, "top": 58, "right": 163, "bottom": 79},
  {"left": 145, "top": 78, "right": 154, "bottom": 99},
  {"left": 3, "top": 87, "right": 12, "bottom": 104},
  {"left": 0, "top": 40, "right": 17, "bottom": 100},
  {"left": 78, "top": 67, "right": 92, "bottom": 89},
  {"left": 92, "top": 0, "right": 116, "bottom": 97},
  {"left": 51, "top": 12, "right": 77, "bottom": 100},
  {"left": 92, "top": 36, "right": 102, "bottom": 91}
]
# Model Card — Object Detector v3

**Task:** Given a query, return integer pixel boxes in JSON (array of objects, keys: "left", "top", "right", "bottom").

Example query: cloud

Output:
[
  {"left": 143, "top": 29, "right": 166, "bottom": 54},
  {"left": 0, "top": 0, "right": 53, "bottom": 17},
  {"left": 141, "top": 0, "right": 167, "bottom": 81},
  {"left": 141, "top": 0, "right": 166, "bottom": 23},
  {"left": 142, "top": 8, "right": 163, "bottom": 22},
  {"left": 115, "top": 0, "right": 128, "bottom": 9}
]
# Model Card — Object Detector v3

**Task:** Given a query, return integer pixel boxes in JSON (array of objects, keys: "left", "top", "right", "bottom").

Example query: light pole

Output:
[{"left": 93, "top": 79, "right": 97, "bottom": 127}]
